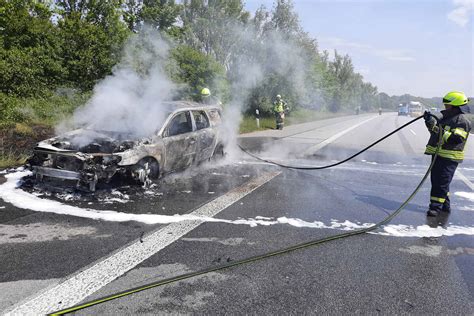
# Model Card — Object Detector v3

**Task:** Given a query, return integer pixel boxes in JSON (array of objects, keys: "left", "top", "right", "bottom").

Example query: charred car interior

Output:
[{"left": 28, "top": 101, "right": 224, "bottom": 191}]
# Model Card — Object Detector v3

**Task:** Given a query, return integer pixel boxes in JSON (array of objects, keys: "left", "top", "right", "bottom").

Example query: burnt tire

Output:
[
  {"left": 211, "top": 144, "right": 225, "bottom": 160},
  {"left": 133, "top": 158, "right": 159, "bottom": 185}
]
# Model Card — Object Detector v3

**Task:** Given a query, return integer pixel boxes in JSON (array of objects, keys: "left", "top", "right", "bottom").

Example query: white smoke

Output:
[
  {"left": 55, "top": 18, "right": 319, "bottom": 163},
  {"left": 57, "top": 28, "right": 176, "bottom": 142},
  {"left": 220, "top": 19, "right": 321, "bottom": 162}
]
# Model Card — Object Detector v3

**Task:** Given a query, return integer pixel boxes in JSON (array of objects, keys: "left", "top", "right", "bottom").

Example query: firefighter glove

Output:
[
  {"left": 423, "top": 111, "right": 438, "bottom": 133},
  {"left": 423, "top": 110, "right": 431, "bottom": 122}
]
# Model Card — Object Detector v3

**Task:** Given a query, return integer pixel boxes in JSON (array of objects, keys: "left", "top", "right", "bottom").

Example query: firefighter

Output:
[
  {"left": 424, "top": 91, "right": 471, "bottom": 217},
  {"left": 200, "top": 87, "right": 211, "bottom": 104},
  {"left": 200, "top": 87, "right": 221, "bottom": 106},
  {"left": 273, "top": 95, "right": 288, "bottom": 130}
]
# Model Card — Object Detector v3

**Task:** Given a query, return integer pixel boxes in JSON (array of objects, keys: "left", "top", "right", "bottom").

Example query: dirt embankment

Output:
[{"left": 0, "top": 123, "right": 54, "bottom": 167}]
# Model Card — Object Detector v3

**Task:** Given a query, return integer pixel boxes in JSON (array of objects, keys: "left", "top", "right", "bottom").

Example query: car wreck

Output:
[{"left": 29, "top": 101, "right": 225, "bottom": 191}]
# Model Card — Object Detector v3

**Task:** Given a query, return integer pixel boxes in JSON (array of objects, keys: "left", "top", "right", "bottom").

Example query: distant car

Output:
[
  {"left": 29, "top": 101, "right": 225, "bottom": 191},
  {"left": 398, "top": 106, "right": 409, "bottom": 116}
]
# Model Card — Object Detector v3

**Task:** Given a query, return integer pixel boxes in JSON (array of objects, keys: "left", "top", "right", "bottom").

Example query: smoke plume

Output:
[{"left": 57, "top": 28, "right": 176, "bottom": 143}]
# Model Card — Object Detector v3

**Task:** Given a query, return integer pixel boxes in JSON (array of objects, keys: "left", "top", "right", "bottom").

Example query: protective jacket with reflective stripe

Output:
[
  {"left": 273, "top": 100, "right": 287, "bottom": 113},
  {"left": 425, "top": 105, "right": 471, "bottom": 162}
]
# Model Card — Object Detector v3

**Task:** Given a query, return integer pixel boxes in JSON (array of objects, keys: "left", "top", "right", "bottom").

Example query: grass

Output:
[
  {"left": 0, "top": 91, "right": 88, "bottom": 170},
  {"left": 239, "top": 108, "right": 350, "bottom": 133},
  {"left": 239, "top": 116, "right": 277, "bottom": 133},
  {"left": 0, "top": 150, "right": 28, "bottom": 169}
]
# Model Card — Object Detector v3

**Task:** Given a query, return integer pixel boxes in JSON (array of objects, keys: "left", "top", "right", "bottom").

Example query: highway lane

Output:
[{"left": 1, "top": 112, "right": 473, "bottom": 314}]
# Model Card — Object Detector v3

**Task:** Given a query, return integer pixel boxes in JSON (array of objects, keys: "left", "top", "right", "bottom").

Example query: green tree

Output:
[
  {"left": 0, "top": 0, "right": 64, "bottom": 97},
  {"left": 123, "top": 0, "right": 182, "bottom": 37},
  {"left": 169, "top": 45, "right": 228, "bottom": 101},
  {"left": 326, "top": 51, "right": 356, "bottom": 112},
  {"left": 270, "top": 0, "right": 300, "bottom": 38},
  {"left": 57, "top": 0, "right": 130, "bottom": 90},
  {"left": 181, "top": 0, "right": 250, "bottom": 70}
]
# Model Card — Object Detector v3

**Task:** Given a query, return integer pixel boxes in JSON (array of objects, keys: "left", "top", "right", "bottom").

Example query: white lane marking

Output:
[
  {"left": 409, "top": 129, "right": 417, "bottom": 136},
  {"left": 5, "top": 171, "right": 281, "bottom": 315},
  {"left": 303, "top": 116, "right": 378, "bottom": 155},
  {"left": 456, "top": 170, "right": 474, "bottom": 191}
]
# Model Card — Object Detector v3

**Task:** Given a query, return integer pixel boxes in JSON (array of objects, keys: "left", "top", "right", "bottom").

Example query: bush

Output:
[{"left": 0, "top": 90, "right": 90, "bottom": 125}]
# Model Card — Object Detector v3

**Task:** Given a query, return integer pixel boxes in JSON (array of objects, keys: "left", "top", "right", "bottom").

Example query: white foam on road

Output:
[
  {"left": 455, "top": 191, "right": 474, "bottom": 201},
  {"left": 1, "top": 172, "right": 474, "bottom": 239},
  {"left": 379, "top": 224, "right": 474, "bottom": 238}
]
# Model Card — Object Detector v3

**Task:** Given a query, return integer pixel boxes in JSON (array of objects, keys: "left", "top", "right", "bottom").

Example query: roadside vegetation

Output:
[
  {"left": 239, "top": 108, "right": 351, "bottom": 133},
  {"left": 0, "top": 0, "right": 462, "bottom": 168}
]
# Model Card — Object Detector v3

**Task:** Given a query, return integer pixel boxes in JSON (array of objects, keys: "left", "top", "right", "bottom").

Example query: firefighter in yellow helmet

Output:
[
  {"left": 424, "top": 91, "right": 471, "bottom": 217},
  {"left": 200, "top": 87, "right": 211, "bottom": 104},
  {"left": 200, "top": 87, "right": 221, "bottom": 106},
  {"left": 273, "top": 94, "right": 289, "bottom": 130}
]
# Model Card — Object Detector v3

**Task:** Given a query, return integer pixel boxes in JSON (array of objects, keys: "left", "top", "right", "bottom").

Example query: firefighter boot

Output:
[{"left": 427, "top": 201, "right": 443, "bottom": 217}]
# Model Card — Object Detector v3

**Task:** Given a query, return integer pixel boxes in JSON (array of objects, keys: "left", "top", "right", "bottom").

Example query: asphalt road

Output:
[{"left": 1, "top": 112, "right": 473, "bottom": 315}]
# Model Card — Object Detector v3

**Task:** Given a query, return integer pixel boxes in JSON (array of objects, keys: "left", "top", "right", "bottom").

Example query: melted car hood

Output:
[{"left": 36, "top": 129, "right": 141, "bottom": 154}]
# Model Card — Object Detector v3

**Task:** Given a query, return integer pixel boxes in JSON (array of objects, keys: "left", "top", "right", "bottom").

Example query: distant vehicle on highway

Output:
[
  {"left": 408, "top": 101, "right": 423, "bottom": 117},
  {"left": 398, "top": 104, "right": 409, "bottom": 116},
  {"left": 29, "top": 101, "right": 225, "bottom": 191}
]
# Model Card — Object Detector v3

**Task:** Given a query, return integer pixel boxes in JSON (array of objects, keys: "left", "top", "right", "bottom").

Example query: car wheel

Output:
[
  {"left": 211, "top": 144, "right": 225, "bottom": 160},
  {"left": 133, "top": 158, "right": 159, "bottom": 186}
]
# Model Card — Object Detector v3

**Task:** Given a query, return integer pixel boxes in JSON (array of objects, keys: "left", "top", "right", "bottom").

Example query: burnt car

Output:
[{"left": 29, "top": 101, "right": 225, "bottom": 191}]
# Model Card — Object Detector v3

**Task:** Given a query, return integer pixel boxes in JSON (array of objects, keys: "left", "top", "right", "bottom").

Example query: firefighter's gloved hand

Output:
[
  {"left": 424, "top": 111, "right": 438, "bottom": 133},
  {"left": 423, "top": 110, "right": 431, "bottom": 122}
]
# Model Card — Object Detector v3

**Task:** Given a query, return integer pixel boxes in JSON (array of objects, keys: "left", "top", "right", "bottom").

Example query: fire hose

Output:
[{"left": 50, "top": 114, "right": 440, "bottom": 315}]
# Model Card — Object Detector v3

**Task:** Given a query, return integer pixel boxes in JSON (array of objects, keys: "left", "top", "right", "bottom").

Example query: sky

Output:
[{"left": 244, "top": 0, "right": 474, "bottom": 98}]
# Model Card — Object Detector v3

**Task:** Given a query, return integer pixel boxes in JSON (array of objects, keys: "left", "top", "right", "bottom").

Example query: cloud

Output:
[
  {"left": 448, "top": 0, "right": 474, "bottom": 27},
  {"left": 319, "top": 36, "right": 415, "bottom": 62}
]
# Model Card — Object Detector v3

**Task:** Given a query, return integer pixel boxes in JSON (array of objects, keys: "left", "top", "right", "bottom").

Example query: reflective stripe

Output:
[
  {"left": 425, "top": 145, "right": 465, "bottom": 160},
  {"left": 430, "top": 196, "right": 446, "bottom": 203},
  {"left": 443, "top": 131, "right": 452, "bottom": 143},
  {"left": 425, "top": 145, "right": 437, "bottom": 154},
  {"left": 453, "top": 128, "right": 468, "bottom": 139}
]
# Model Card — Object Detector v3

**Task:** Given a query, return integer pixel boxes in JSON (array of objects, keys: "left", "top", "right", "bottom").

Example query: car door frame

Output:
[
  {"left": 161, "top": 110, "right": 198, "bottom": 172},
  {"left": 191, "top": 110, "right": 217, "bottom": 162}
]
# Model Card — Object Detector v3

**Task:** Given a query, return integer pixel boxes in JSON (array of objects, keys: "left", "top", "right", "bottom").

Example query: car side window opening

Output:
[
  {"left": 208, "top": 109, "right": 222, "bottom": 125},
  {"left": 193, "top": 111, "right": 210, "bottom": 130},
  {"left": 168, "top": 111, "right": 193, "bottom": 136}
]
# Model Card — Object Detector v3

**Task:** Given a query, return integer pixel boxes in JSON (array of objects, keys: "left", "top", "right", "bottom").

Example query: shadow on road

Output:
[{"left": 355, "top": 194, "right": 425, "bottom": 214}]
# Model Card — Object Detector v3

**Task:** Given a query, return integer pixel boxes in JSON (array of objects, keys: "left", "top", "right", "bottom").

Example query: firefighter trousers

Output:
[{"left": 429, "top": 156, "right": 458, "bottom": 212}]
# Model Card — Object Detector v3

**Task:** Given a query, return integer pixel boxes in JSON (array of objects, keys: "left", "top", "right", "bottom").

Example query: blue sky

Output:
[{"left": 244, "top": 0, "right": 473, "bottom": 98}]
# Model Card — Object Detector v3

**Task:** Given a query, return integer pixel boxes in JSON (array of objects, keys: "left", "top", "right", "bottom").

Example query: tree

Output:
[
  {"left": 169, "top": 45, "right": 228, "bottom": 101},
  {"left": 123, "top": 0, "right": 182, "bottom": 36},
  {"left": 181, "top": 0, "right": 250, "bottom": 70},
  {"left": 325, "top": 51, "right": 355, "bottom": 112},
  {"left": 0, "top": 0, "right": 65, "bottom": 97},
  {"left": 57, "top": 0, "right": 130, "bottom": 90},
  {"left": 270, "top": 0, "right": 300, "bottom": 38}
]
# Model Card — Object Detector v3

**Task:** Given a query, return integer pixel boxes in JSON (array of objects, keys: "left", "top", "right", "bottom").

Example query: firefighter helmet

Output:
[
  {"left": 443, "top": 91, "right": 468, "bottom": 106},
  {"left": 201, "top": 88, "right": 211, "bottom": 97},
  {"left": 276, "top": 94, "right": 281, "bottom": 99}
]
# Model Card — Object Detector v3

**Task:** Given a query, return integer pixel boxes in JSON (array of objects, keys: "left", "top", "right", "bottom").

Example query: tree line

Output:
[{"left": 1, "top": 0, "right": 432, "bottom": 124}]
